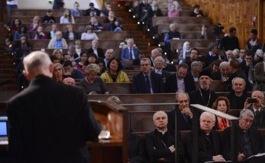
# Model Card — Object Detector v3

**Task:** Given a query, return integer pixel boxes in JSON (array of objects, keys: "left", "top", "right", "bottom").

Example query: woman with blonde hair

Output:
[
  {"left": 212, "top": 96, "right": 232, "bottom": 130},
  {"left": 81, "top": 25, "right": 98, "bottom": 40},
  {"left": 77, "top": 63, "right": 109, "bottom": 94},
  {"left": 60, "top": 9, "right": 75, "bottom": 24},
  {"left": 52, "top": 63, "right": 64, "bottom": 82}
]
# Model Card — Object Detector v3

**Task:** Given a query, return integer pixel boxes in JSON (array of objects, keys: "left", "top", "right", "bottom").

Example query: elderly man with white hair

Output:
[
  {"left": 254, "top": 50, "right": 265, "bottom": 90},
  {"left": 47, "top": 30, "right": 68, "bottom": 49},
  {"left": 144, "top": 110, "right": 187, "bottom": 162},
  {"left": 7, "top": 51, "right": 100, "bottom": 163},
  {"left": 222, "top": 109, "right": 264, "bottom": 162},
  {"left": 187, "top": 112, "right": 225, "bottom": 163}
]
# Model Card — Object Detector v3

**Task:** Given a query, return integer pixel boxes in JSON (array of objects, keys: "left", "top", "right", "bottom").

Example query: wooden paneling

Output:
[{"left": 183, "top": 0, "right": 263, "bottom": 49}]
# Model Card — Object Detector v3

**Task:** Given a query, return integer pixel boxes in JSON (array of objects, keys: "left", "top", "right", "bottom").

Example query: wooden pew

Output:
[
  {"left": 28, "top": 39, "right": 123, "bottom": 50},
  {"left": 152, "top": 16, "right": 210, "bottom": 27},
  {"left": 156, "top": 24, "right": 215, "bottom": 39},
  {"left": 10, "top": 15, "right": 106, "bottom": 24},
  {"left": 28, "top": 30, "right": 127, "bottom": 40}
]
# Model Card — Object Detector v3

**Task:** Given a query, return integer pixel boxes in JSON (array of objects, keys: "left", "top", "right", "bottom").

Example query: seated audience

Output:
[
  {"left": 189, "top": 71, "right": 217, "bottom": 107},
  {"left": 104, "top": 11, "right": 117, "bottom": 31},
  {"left": 14, "top": 24, "right": 29, "bottom": 40},
  {"left": 120, "top": 38, "right": 140, "bottom": 64},
  {"left": 168, "top": 4, "right": 179, "bottom": 17},
  {"left": 87, "top": 39, "right": 104, "bottom": 58},
  {"left": 74, "top": 51, "right": 88, "bottom": 74},
  {"left": 47, "top": 31, "right": 68, "bottom": 49},
  {"left": 89, "top": 16, "right": 103, "bottom": 31},
  {"left": 63, "top": 23, "right": 79, "bottom": 40},
  {"left": 63, "top": 77, "right": 76, "bottom": 86},
  {"left": 178, "top": 41, "right": 191, "bottom": 63},
  {"left": 101, "top": 3, "right": 112, "bottom": 17},
  {"left": 77, "top": 63, "right": 109, "bottom": 94},
  {"left": 13, "top": 34, "right": 32, "bottom": 73},
  {"left": 190, "top": 61, "right": 203, "bottom": 82},
  {"left": 81, "top": 25, "right": 98, "bottom": 40},
  {"left": 60, "top": 9, "right": 75, "bottom": 24},
  {"left": 187, "top": 112, "right": 225, "bottom": 163},
  {"left": 71, "top": 1, "right": 82, "bottom": 17},
  {"left": 212, "top": 96, "right": 231, "bottom": 130},
  {"left": 213, "top": 61, "right": 230, "bottom": 81},
  {"left": 48, "top": 24, "right": 58, "bottom": 39},
  {"left": 168, "top": 92, "right": 193, "bottom": 131},
  {"left": 73, "top": 40, "right": 83, "bottom": 58},
  {"left": 85, "top": 2, "right": 100, "bottom": 16},
  {"left": 51, "top": 49, "right": 64, "bottom": 63},
  {"left": 165, "top": 63, "right": 196, "bottom": 93},
  {"left": 152, "top": 56, "right": 171, "bottom": 79},
  {"left": 227, "top": 77, "right": 250, "bottom": 110},
  {"left": 190, "top": 4, "right": 204, "bottom": 17},
  {"left": 4, "top": 37, "right": 13, "bottom": 55},
  {"left": 244, "top": 91, "right": 265, "bottom": 128},
  {"left": 253, "top": 49, "right": 264, "bottom": 65},
  {"left": 253, "top": 53, "right": 265, "bottom": 90},
  {"left": 132, "top": 58, "right": 164, "bottom": 93},
  {"left": 103, "top": 49, "right": 114, "bottom": 68},
  {"left": 164, "top": 23, "right": 181, "bottom": 46},
  {"left": 32, "top": 26, "right": 47, "bottom": 40},
  {"left": 145, "top": 111, "right": 187, "bottom": 162},
  {"left": 52, "top": 63, "right": 64, "bottom": 83},
  {"left": 241, "top": 54, "right": 254, "bottom": 85},
  {"left": 100, "top": 58, "right": 130, "bottom": 83},
  {"left": 42, "top": 9, "right": 56, "bottom": 24},
  {"left": 28, "top": 16, "right": 40, "bottom": 32},
  {"left": 167, "top": 0, "right": 180, "bottom": 11},
  {"left": 63, "top": 60, "right": 84, "bottom": 80},
  {"left": 226, "top": 59, "right": 252, "bottom": 91},
  {"left": 222, "top": 109, "right": 265, "bottom": 162}
]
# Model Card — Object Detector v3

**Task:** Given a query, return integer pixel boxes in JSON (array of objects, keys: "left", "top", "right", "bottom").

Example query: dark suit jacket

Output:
[
  {"left": 87, "top": 48, "right": 104, "bottom": 59},
  {"left": 167, "top": 108, "right": 192, "bottom": 131},
  {"left": 7, "top": 75, "right": 100, "bottom": 163},
  {"left": 189, "top": 89, "right": 217, "bottom": 108},
  {"left": 132, "top": 71, "right": 164, "bottom": 93},
  {"left": 187, "top": 129, "right": 223, "bottom": 163},
  {"left": 63, "top": 31, "right": 79, "bottom": 40},
  {"left": 222, "top": 124, "right": 264, "bottom": 160},
  {"left": 120, "top": 47, "right": 140, "bottom": 61},
  {"left": 165, "top": 73, "right": 196, "bottom": 93},
  {"left": 85, "top": 8, "right": 100, "bottom": 16}
]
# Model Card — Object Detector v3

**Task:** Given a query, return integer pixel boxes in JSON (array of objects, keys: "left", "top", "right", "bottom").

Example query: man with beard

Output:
[{"left": 189, "top": 71, "right": 217, "bottom": 108}]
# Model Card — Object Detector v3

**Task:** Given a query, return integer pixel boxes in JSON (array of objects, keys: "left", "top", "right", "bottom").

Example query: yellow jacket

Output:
[{"left": 100, "top": 70, "right": 130, "bottom": 83}]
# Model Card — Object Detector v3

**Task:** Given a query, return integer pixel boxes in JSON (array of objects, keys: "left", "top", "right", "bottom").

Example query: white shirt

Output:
[
  {"left": 81, "top": 32, "right": 98, "bottom": 40},
  {"left": 60, "top": 16, "right": 75, "bottom": 24},
  {"left": 177, "top": 78, "right": 185, "bottom": 92},
  {"left": 7, "top": 0, "right": 18, "bottom": 5}
]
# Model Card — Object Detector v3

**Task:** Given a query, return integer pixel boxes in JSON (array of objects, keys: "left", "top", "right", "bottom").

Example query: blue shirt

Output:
[{"left": 54, "top": 39, "right": 63, "bottom": 49}]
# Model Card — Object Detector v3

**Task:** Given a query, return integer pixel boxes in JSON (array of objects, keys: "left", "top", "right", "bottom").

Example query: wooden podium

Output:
[{"left": 88, "top": 100, "right": 126, "bottom": 163}]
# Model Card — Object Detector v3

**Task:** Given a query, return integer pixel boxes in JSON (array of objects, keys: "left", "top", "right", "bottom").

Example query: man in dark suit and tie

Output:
[
  {"left": 132, "top": 58, "right": 164, "bottom": 93},
  {"left": 87, "top": 39, "right": 104, "bottom": 59},
  {"left": 165, "top": 62, "right": 196, "bottom": 93},
  {"left": 120, "top": 38, "right": 140, "bottom": 65},
  {"left": 7, "top": 51, "right": 101, "bottom": 163}
]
